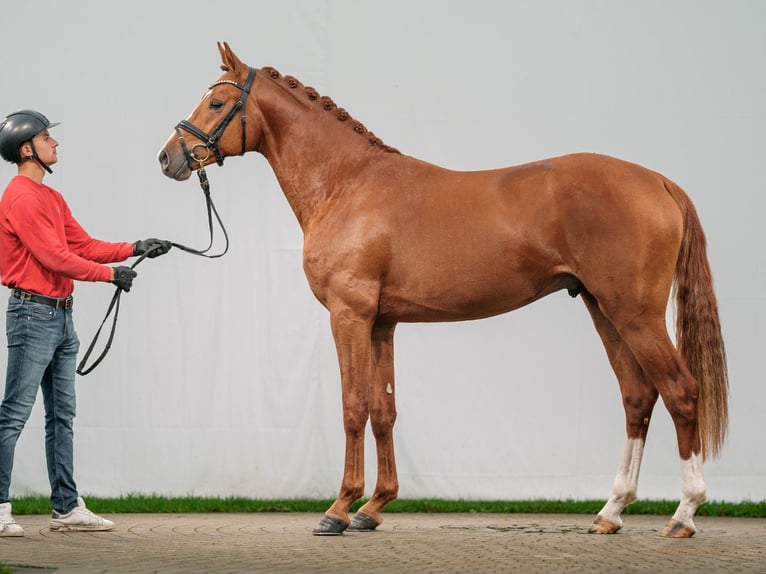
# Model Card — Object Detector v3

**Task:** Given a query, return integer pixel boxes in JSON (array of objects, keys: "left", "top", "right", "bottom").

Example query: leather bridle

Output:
[
  {"left": 174, "top": 66, "right": 257, "bottom": 169},
  {"left": 76, "top": 69, "right": 259, "bottom": 376}
]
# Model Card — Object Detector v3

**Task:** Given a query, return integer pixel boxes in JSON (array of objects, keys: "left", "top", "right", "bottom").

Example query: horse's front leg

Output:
[
  {"left": 348, "top": 323, "right": 398, "bottom": 532},
  {"left": 312, "top": 308, "right": 374, "bottom": 536}
]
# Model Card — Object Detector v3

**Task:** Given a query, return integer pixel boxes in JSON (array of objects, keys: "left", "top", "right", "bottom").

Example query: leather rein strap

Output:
[
  {"left": 77, "top": 174, "right": 230, "bottom": 376},
  {"left": 78, "top": 69, "right": 257, "bottom": 375}
]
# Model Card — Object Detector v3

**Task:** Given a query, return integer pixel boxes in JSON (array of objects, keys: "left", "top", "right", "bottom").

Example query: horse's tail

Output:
[{"left": 665, "top": 180, "right": 729, "bottom": 460}]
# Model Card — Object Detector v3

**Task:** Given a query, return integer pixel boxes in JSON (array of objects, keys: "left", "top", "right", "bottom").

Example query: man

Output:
[{"left": 0, "top": 109, "right": 171, "bottom": 536}]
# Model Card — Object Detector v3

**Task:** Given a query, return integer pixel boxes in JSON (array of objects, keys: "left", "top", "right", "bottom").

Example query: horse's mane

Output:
[{"left": 261, "top": 66, "right": 400, "bottom": 155}]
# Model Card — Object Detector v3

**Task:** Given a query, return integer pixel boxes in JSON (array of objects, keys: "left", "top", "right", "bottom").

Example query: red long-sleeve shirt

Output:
[{"left": 0, "top": 175, "right": 134, "bottom": 298}]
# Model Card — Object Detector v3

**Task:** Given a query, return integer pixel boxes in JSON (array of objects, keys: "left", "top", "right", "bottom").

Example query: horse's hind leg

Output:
[
  {"left": 348, "top": 323, "right": 399, "bottom": 531},
  {"left": 581, "top": 292, "right": 659, "bottom": 534},
  {"left": 592, "top": 292, "right": 706, "bottom": 538}
]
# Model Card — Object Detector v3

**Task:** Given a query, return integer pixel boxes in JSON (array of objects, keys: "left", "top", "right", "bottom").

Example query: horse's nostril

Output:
[{"left": 158, "top": 149, "right": 171, "bottom": 172}]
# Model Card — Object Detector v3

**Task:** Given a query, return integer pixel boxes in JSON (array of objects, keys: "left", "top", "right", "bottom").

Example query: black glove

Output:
[
  {"left": 133, "top": 238, "right": 172, "bottom": 258},
  {"left": 111, "top": 266, "right": 137, "bottom": 292}
]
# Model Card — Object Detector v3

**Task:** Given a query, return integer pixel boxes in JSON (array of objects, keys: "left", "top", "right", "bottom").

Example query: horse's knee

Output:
[
  {"left": 369, "top": 405, "right": 396, "bottom": 438},
  {"left": 342, "top": 410, "right": 369, "bottom": 435}
]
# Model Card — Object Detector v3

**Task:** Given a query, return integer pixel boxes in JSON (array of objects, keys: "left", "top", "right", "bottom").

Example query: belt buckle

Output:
[
  {"left": 63, "top": 296, "right": 73, "bottom": 309},
  {"left": 18, "top": 290, "right": 32, "bottom": 302}
]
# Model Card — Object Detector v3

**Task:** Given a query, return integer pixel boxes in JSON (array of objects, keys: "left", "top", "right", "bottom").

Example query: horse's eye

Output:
[{"left": 209, "top": 100, "right": 224, "bottom": 111}]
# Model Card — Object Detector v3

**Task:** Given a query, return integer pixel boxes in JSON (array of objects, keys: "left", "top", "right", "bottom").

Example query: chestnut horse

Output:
[{"left": 159, "top": 42, "right": 728, "bottom": 538}]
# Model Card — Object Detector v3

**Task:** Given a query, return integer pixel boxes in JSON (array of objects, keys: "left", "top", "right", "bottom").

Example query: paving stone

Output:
[{"left": 1, "top": 513, "right": 764, "bottom": 573}]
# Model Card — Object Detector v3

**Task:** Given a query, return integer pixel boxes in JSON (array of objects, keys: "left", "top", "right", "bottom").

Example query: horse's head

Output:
[{"left": 158, "top": 42, "right": 262, "bottom": 181}]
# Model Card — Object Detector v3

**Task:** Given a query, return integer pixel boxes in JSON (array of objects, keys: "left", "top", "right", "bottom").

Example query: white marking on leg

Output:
[
  {"left": 597, "top": 438, "right": 645, "bottom": 526},
  {"left": 671, "top": 453, "right": 706, "bottom": 528}
]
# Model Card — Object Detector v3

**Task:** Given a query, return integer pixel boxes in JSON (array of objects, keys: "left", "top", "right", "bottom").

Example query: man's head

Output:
[{"left": 0, "top": 110, "right": 61, "bottom": 173}]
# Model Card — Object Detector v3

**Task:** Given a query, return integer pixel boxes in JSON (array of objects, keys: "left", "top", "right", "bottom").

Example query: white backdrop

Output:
[{"left": 0, "top": 1, "right": 763, "bottom": 503}]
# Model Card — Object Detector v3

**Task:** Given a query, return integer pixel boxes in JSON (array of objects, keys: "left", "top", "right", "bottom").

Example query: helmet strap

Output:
[
  {"left": 18, "top": 140, "right": 53, "bottom": 174},
  {"left": 34, "top": 157, "right": 53, "bottom": 175}
]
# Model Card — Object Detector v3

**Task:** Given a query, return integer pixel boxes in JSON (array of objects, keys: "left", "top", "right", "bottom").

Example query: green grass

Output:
[{"left": 7, "top": 495, "right": 765, "bottom": 517}]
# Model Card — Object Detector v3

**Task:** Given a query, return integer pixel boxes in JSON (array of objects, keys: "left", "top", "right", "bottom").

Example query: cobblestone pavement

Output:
[{"left": 1, "top": 513, "right": 765, "bottom": 573}]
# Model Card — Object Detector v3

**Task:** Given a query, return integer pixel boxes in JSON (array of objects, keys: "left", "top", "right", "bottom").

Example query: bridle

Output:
[
  {"left": 174, "top": 66, "right": 257, "bottom": 168},
  {"left": 76, "top": 67, "right": 258, "bottom": 377},
  {"left": 166, "top": 66, "right": 258, "bottom": 261}
]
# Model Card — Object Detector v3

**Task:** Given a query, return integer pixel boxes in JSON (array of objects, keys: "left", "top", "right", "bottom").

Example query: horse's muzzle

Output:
[{"left": 158, "top": 147, "right": 192, "bottom": 181}]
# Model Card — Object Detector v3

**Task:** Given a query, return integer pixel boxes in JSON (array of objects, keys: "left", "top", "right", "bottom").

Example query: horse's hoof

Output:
[
  {"left": 660, "top": 519, "right": 696, "bottom": 538},
  {"left": 312, "top": 514, "right": 348, "bottom": 536},
  {"left": 588, "top": 515, "right": 622, "bottom": 534},
  {"left": 347, "top": 511, "right": 379, "bottom": 532}
]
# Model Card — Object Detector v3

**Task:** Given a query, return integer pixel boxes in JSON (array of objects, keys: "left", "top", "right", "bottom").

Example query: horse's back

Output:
[{"left": 382, "top": 151, "right": 684, "bottom": 275}]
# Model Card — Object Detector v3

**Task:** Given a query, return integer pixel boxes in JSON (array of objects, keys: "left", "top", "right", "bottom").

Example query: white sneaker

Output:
[
  {"left": 50, "top": 497, "right": 115, "bottom": 532},
  {"left": 0, "top": 501, "right": 24, "bottom": 537}
]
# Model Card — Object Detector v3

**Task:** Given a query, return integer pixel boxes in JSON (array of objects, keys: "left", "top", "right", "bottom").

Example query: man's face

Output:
[{"left": 23, "top": 129, "right": 58, "bottom": 166}]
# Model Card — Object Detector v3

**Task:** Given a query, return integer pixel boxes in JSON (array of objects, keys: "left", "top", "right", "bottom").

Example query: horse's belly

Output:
[{"left": 377, "top": 269, "right": 567, "bottom": 323}]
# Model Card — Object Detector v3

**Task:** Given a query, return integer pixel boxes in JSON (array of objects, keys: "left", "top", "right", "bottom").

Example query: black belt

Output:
[{"left": 11, "top": 288, "right": 73, "bottom": 309}]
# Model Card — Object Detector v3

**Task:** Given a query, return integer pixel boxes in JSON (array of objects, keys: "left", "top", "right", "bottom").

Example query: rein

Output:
[
  {"left": 78, "top": 68, "right": 257, "bottom": 375},
  {"left": 169, "top": 167, "right": 229, "bottom": 259},
  {"left": 76, "top": 167, "right": 228, "bottom": 376}
]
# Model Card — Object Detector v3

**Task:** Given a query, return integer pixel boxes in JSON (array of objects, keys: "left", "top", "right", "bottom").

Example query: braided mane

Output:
[{"left": 261, "top": 66, "right": 400, "bottom": 155}]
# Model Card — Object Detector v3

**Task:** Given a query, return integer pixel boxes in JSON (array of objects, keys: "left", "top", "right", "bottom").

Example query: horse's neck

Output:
[
  {"left": 263, "top": 146, "right": 331, "bottom": 231},
  {"left": 256, "top": 80, "right": 371, "bottom": 230}
]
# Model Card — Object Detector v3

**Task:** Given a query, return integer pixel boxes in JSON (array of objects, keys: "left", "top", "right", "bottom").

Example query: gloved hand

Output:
[
  {"left": 111, "top": 266, "right": 137, "bottom": 292},
  {"left": 133, "top": 238, "right": 172, "bottom": 258}
]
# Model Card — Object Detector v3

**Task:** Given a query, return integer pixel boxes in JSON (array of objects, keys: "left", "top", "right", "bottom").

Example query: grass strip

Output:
[{"left": 8, "top": 495, "right": 765, "bottom": 517}]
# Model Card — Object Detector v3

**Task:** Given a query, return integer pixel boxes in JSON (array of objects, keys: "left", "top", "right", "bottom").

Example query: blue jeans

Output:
[{"left": 0, "top": 296, "right": 80, "bottom": 513}]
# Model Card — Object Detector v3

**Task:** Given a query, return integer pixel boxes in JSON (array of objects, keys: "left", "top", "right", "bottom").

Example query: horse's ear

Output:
[
  {"left": 217, "top": 42, "right": 228, "bottom": 71},
  {"left": 217, "top": 41, "right": 246, "bottom": 74}
]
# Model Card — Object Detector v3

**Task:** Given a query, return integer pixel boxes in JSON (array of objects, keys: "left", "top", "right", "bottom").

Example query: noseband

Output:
[{"left": 175, "top": 66, "right": 257, "bottom": 168}]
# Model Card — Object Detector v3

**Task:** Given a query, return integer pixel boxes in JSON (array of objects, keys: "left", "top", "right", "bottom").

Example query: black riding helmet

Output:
[{"left": 0, "top": 110, "right": 61, "bottom": 173}]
